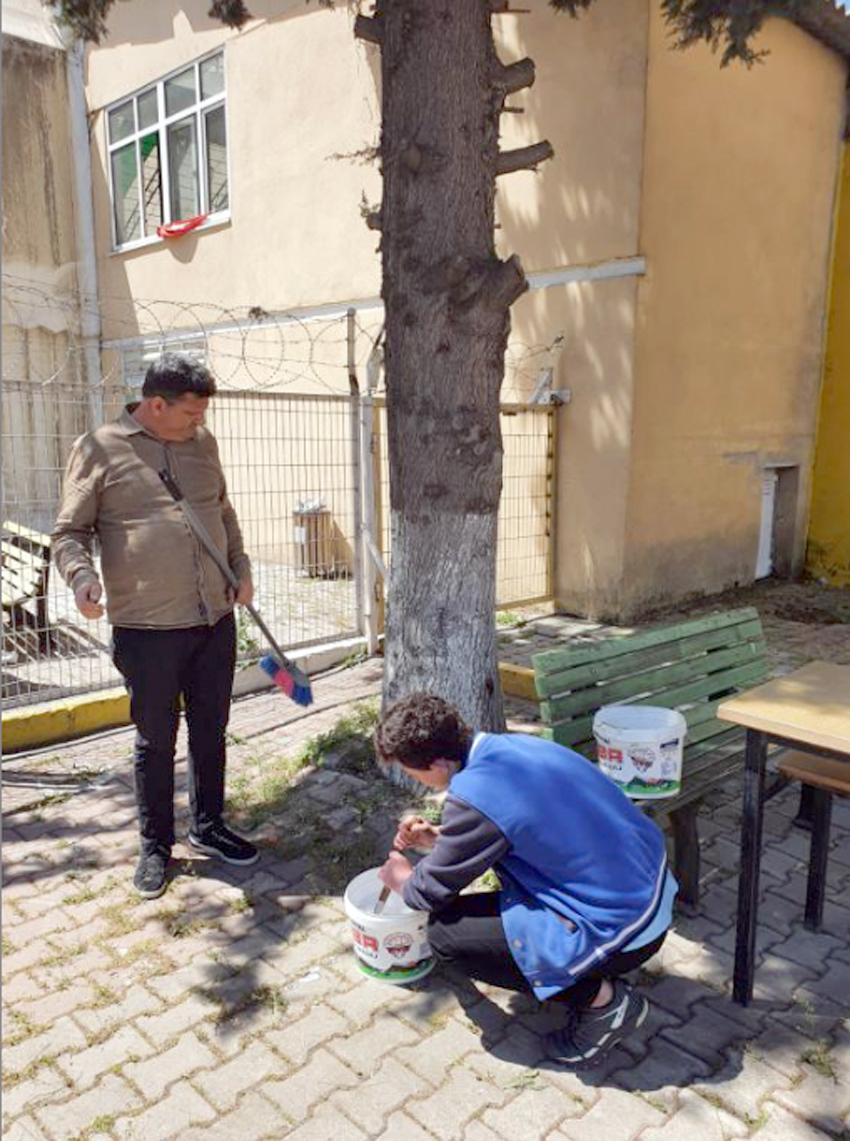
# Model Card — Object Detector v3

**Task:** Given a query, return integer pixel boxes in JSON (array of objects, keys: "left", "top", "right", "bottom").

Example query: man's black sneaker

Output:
[
  {"left": 188, "top": 822, "right": 259, "bottom": 866},
  {"left": 549, "top": 980, "right": 649, "bottom": 1069},
  {"left": 134, "top": 848, "right": 169, "bottom": 899}
]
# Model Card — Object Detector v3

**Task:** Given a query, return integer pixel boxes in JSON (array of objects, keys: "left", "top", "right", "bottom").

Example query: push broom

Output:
[{"left": 158, "top": 468, "right": 313, "bottom": 706}]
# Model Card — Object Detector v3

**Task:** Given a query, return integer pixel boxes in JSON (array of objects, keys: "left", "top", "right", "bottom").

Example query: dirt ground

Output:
[{"left": 643, "top": 576, "right": 850, "bottom": 627}]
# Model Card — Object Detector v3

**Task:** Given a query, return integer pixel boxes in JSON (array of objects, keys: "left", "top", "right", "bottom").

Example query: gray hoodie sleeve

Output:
[{"left": 401, "top": 794, "right": 510, "bottom": 914}]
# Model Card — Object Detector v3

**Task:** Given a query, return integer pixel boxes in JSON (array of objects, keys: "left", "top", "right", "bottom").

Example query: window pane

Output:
[
  {"left": 138, "top": 88, "right": 158, "bottom": 130},
  {"left": 140, "top": 132, "right": 163, "bottom": 236},
  {"left": 111, "top": 143, "right": 141, "bottom": 244},
  {"left": 167, "top": 117, "right": 199, "bottom": 220},
  {"left": 205, "top": 106, "right": 228, "bottom": 213},
  {"left": 108, "top": 100, "right": 135, "bottom": 143},
  {"left": 200, "top": 54, "right": 224, "bottom": 100},
  {"left": 164, "top": 67, "right": 196, "bottom": 117}
]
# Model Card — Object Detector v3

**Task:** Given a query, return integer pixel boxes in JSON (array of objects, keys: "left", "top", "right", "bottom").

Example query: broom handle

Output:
[{"left": 157, "top": 468, "right": 292, "bottom": 666}]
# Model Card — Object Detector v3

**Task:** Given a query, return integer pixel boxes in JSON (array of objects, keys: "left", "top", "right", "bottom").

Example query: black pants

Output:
[
  {"left": 112, "top": 613, "right": 236, "bottom": 854},
  {"left": 427, "top": 891, "right": 666, "bottom": 1010}
]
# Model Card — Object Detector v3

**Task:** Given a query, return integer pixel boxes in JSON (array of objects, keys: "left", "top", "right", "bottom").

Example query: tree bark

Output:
[{"left": 379, "top": 0, "right": 527, "bottom": 730}]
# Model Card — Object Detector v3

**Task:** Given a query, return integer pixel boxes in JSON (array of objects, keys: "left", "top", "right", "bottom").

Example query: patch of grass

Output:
[
  {"left": 801, "top": 1040, "right": 837, "bottom": 1081},
  {"left": 227, "top": 699, "right": 382, "bottom": 830},
  {"left": 63, "top": 883, "right": 100, "bottom": 905},
  {"left": 228, "top": 892, "right": 253, "bottom": 915},
  {"left": 99, "top": 902, "right": 140, "bottom": 939},
  {"left": 496, "top": 610, "right": 525, "bottom": 628},
  {"left": 197, "top": 983, "right": 288, "bottom": 1027},
  {"left": 505, "top": 1069, "right": 544, "bottom": 1090},
  {"left": 110, "top": 937, "right": 159, "bottom": 967},
  {"left": 2, "top": 936, "right": 16, "bottom": 956},
  {"left": 92, "top": 982, "right": 119, "bottom": 1007},
  {"left": 2, "top": 1053, "right": 56, "bottom": 1089},
  {"left": 3, "top": 1010, "right": 41, "bottom": 1047},
  {"left": 87, "top": 1114, "right": 116, "bottom": 1135}
]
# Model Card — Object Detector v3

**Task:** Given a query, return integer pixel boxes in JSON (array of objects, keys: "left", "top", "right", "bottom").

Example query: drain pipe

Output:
[{"left": 65, "top": 37, "right": 103, "bottom": 427}]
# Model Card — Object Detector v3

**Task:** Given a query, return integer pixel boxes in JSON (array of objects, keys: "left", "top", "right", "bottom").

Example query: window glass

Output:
[
  {"left": 140, "top": 133, "right": 163, "bottom": 234},
  {"left": 137, "top": 89, "right": 158, "bottom": 130},
  {"left": 108, "top": 100, "right": 135, "bottom": 143},
  {"left": 167, "top": 117, "right": 199, "bottom": 220},
  {"left": 111, "top": 143, "right": 141, "bottom": 244},
  {"left": 200, "top": 55, "right": 225, "bottom": 100},
  {"left": 164, "top": 67, "right": 196, "bottom": 117},
  {"left": 205, "top": 106, "right": 228, "bottom": 213}
]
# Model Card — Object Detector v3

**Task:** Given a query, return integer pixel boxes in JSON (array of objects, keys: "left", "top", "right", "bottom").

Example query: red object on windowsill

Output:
[{"left": 156, "top": 214, "right": 208, "bottom": 239}]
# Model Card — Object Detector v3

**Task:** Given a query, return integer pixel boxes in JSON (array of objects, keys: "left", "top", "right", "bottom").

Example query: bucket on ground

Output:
[
  {"left": 343, "top": 866, "right": 434, "bottom": 985},
  {"left": 592, "top": 705, "right": 687, "bottom": 800}
]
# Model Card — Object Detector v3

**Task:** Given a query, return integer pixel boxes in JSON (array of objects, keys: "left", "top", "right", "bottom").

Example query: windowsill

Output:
[{"left": 110, "top": 212, "right": 231, "bottom": 256}]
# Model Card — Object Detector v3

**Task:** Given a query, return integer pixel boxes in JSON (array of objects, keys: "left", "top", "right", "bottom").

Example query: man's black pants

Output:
[
  {"left": 112, "top": 613, "right": 236, "bottom": 854},
  {"left": 427, "top": 891, "right": 666, "bottom": 1009}
]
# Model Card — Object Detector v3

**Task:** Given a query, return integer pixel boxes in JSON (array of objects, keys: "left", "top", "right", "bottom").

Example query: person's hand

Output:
[
  {"left": 394, "top": 814, "right": 440, "bottom": 851},
  {"left": 74, "top": 579, "right": 105, "bottom": 620},
  {"left": 235, "top": 574, "right": 254, "bottom": 607},
  {"left": 379, "top": 850, "right": 413, "bottom": 893}
]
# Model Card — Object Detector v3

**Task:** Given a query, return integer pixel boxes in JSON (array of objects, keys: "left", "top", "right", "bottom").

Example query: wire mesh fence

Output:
[{"left": 2, "top": 278, "right": 557, "bottom": 710}]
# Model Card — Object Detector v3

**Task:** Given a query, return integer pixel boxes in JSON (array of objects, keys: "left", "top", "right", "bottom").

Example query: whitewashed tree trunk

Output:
[{"left": 362, "top": 0, "right": 548, "bottom": 730}]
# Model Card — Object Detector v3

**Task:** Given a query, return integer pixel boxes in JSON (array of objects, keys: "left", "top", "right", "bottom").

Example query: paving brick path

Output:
[{"left": 3, "top": 595, "right": 849, "bottom": 1141}]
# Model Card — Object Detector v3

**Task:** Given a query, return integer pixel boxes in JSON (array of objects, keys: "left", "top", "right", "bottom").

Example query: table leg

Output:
[
  {"left": 733, "top": 728, "right": 767, "bottom": 1005},
  {"left": 804, "top": 788, "right": 832, "bottom": 931}
]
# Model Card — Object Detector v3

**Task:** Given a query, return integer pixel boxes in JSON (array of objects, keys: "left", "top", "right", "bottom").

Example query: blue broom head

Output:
[{"left": 259, "top": 654, "right": 313, "bottom": 707}]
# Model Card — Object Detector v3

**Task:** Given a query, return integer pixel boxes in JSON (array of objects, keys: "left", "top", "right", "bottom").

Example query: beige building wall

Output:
[
  {"left": 1, "top": 31, "right": 90, "bottom": 531},
  {"left": 624, "top": 8, "right": 846, "bottom": 616},
  {"left": 85, "top": 1, "right": 383, "bottom": 337},
  {"left": 495, "top": 0, "right": 649, "bottom": 615}
]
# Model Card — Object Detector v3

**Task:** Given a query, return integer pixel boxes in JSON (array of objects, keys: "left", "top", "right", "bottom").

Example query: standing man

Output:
[{"left": 53, "top": 352, "right": 259, "bottom": 899}]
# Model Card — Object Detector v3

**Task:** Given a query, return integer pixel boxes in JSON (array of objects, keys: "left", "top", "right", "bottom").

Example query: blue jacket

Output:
[{"left": 450, "top": 732, "right": 671, "bottom": 998}]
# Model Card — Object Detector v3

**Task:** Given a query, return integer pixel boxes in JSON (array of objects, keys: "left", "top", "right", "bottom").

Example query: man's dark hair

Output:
[
  {"left": 375, "top": 692, "right": 473, "bottom": 770},
  {"left": 142, "top": 353, "right": 216, "bottom": 401}
]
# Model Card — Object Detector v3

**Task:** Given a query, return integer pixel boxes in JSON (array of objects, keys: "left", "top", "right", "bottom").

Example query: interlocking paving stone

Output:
[
  {"left": 121, "top": 1031, "right": 218, "bottom": 1102},
  {"left": 405, "top": 1064, "right": 510, "bottom": 1141},
  {"left": 282, "top": 1106, "right": 370, "bottom": 1141},
  {"left": 112, "top": 1081, "right": 217, "bottom": 1141},
  {"left": 638, "top": 1089, "right": 749, "bottom": 1140},
  {"left": 330, "top": 1056, "right": 429, "bottom": 1134},
  {"left": 395, "top": 1020, "right": 488, "bottom": 1086},
  {"left": 772, "top": 1061, "right": 850, "bottom": 1135},
  {"left": 480, "top": 1084, "right": 581, "bottom": 1139},
  {"left": 55, "top": 1024, "right": 155, "bottom": 1091},
  {"left": 262, "top": 1048, "right": 360, "bottom": 1122},
  {"left": 756, "top": 1103, "right": 844, "bottom": 1140},
  {"left": 192, "top": 1039, "right": 283, "bottom": 1112},
  {"left": 33, "top": 1072, "right": 142, "bottom": 1141},
  {"left": 692, "top": 1048, "right": 796, "bottom": 1123},
  {"left": 555, "top": 1086, "right": 666, "bottom": 1141}
]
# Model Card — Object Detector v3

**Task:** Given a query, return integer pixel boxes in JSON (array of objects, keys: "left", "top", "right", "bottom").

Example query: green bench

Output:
[{"left": 532, "top": 607, "right": 770, "bottom": 910}]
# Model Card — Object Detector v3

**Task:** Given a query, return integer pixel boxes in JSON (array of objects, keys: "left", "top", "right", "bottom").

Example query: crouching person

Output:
[{"left": 375, "top": 692, "right": 677, "bottom": 1069}]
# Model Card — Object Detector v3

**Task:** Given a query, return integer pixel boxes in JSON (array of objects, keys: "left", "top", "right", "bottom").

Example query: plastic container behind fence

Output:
[
  {"left": 592, "top": 705, "right": 687, "bottom": 800},
  {"left": 343, "top": 866, "right": 434, "bottom": 985}
]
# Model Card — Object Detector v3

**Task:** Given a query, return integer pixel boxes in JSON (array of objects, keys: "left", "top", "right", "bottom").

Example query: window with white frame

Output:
[{"left": 106, "top": 51, "right": 229, "bottom": 249}]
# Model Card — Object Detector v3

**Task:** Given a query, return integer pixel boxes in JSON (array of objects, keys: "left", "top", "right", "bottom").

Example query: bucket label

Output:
[
  {"left": 595, "top": 730, "right": 683, "bottom": 800},
  {"left": 384, "top": 932, "right": 414, "bottom": 960}
]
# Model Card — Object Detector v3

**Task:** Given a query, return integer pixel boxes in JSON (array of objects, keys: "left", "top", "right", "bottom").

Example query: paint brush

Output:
[
  {"left": 158, "top": 469, "right": 313, "bottom": 707},
  {"left": 374, "top": 884, "right": 391, "bottom": 915}
]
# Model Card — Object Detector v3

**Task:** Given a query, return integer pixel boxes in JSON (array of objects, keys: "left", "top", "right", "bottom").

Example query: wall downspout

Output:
[{"left": 65, "top": 38, "right": 103, "bottom": 427}]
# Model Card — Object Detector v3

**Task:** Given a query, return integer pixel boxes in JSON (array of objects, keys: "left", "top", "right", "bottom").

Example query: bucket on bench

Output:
[
  {"left": 593, "top": 705, "right": 687, "bottom": 800},
  {"left": 343, "top": 866, "right": 434, "bottom": 985}
]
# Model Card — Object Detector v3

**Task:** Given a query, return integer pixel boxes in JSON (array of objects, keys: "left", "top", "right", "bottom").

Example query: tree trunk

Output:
[{"left": 378, "top": 0, "right": 528, "bottom": 730}]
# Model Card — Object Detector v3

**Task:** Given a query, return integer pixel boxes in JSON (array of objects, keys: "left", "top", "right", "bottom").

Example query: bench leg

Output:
[
  {"left": 793, "top": 786, "right": 817, "bottom": 832},
  {"left": 670, "top": 805, "right": 700, "bottom": 911},
  {"left": 804, "top": 788, "right": 832, "bottom": 932}
]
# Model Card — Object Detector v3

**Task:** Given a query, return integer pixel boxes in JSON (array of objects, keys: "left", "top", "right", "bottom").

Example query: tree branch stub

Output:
[
  {"left": 354, "top": 14, "right": 384, "bottom": 46},
  {"left": 493, "top": 57, "right": 536, "bottom": 95},
  {"left": 496, "top": 141, "right": 554, "bottom": 176}
]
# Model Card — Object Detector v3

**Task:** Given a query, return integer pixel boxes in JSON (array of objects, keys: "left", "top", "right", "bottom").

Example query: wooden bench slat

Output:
[
  {"left": 544, "top": 660, "right": 768, "bottom": 743},
  {"left": 534, "top": 619, "right": 765, "bottom": 698},
  {"left": 531, "top": 607, "right": 761, "bottom": 674},
  {"left": 540, "top": 642, "right": 767, "bottom": 720},
  {"left": 778, "top": 753, "right": 850, "bottom": 796}
]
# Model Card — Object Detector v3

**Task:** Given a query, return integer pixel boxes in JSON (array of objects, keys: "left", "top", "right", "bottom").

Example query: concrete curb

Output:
[{"left": 1, "top": 687, "right": 131, "bottom": 753}]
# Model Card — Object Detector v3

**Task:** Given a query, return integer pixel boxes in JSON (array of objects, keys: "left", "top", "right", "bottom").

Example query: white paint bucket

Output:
[
  {"left": 343, "top": 866, "right": 434, "bottom": 985},
  {"left": 593, "top": 705, "right": 687, "bottom": 800}
]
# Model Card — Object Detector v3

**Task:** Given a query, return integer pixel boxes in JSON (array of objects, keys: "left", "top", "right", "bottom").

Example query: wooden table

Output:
[{"left": 718, "top": 661, "right": 850, "bottom": 1005}]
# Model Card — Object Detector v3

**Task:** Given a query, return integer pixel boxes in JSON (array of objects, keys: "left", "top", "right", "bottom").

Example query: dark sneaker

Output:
[
  {"left": 549, "top": 980, "right": 648, "bottom": 1069},
  {"left": 133, "top": 848, "right": 169, "bottom": 899},
  {"left": 188, "top": 821, "right": 259, "bottom": 866}
]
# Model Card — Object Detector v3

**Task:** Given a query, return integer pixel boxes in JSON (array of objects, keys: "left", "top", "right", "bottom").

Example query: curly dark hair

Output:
[{"left": 375, "top": 692, "right": 473, "bottom": 770}]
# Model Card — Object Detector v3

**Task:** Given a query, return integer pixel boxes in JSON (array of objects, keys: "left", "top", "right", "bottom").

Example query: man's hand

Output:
[
  {"left": 394, "top": 814, "right": 440, "bottom": 852},
  {"left": 379, "top": 850, "right": 414, "bottom": 893},
  {"left": 235, "top": 574, "right": 254, "bottom": 607},
  {"left": 74, "top": 579, "right": 105, "bottom": 620}
]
